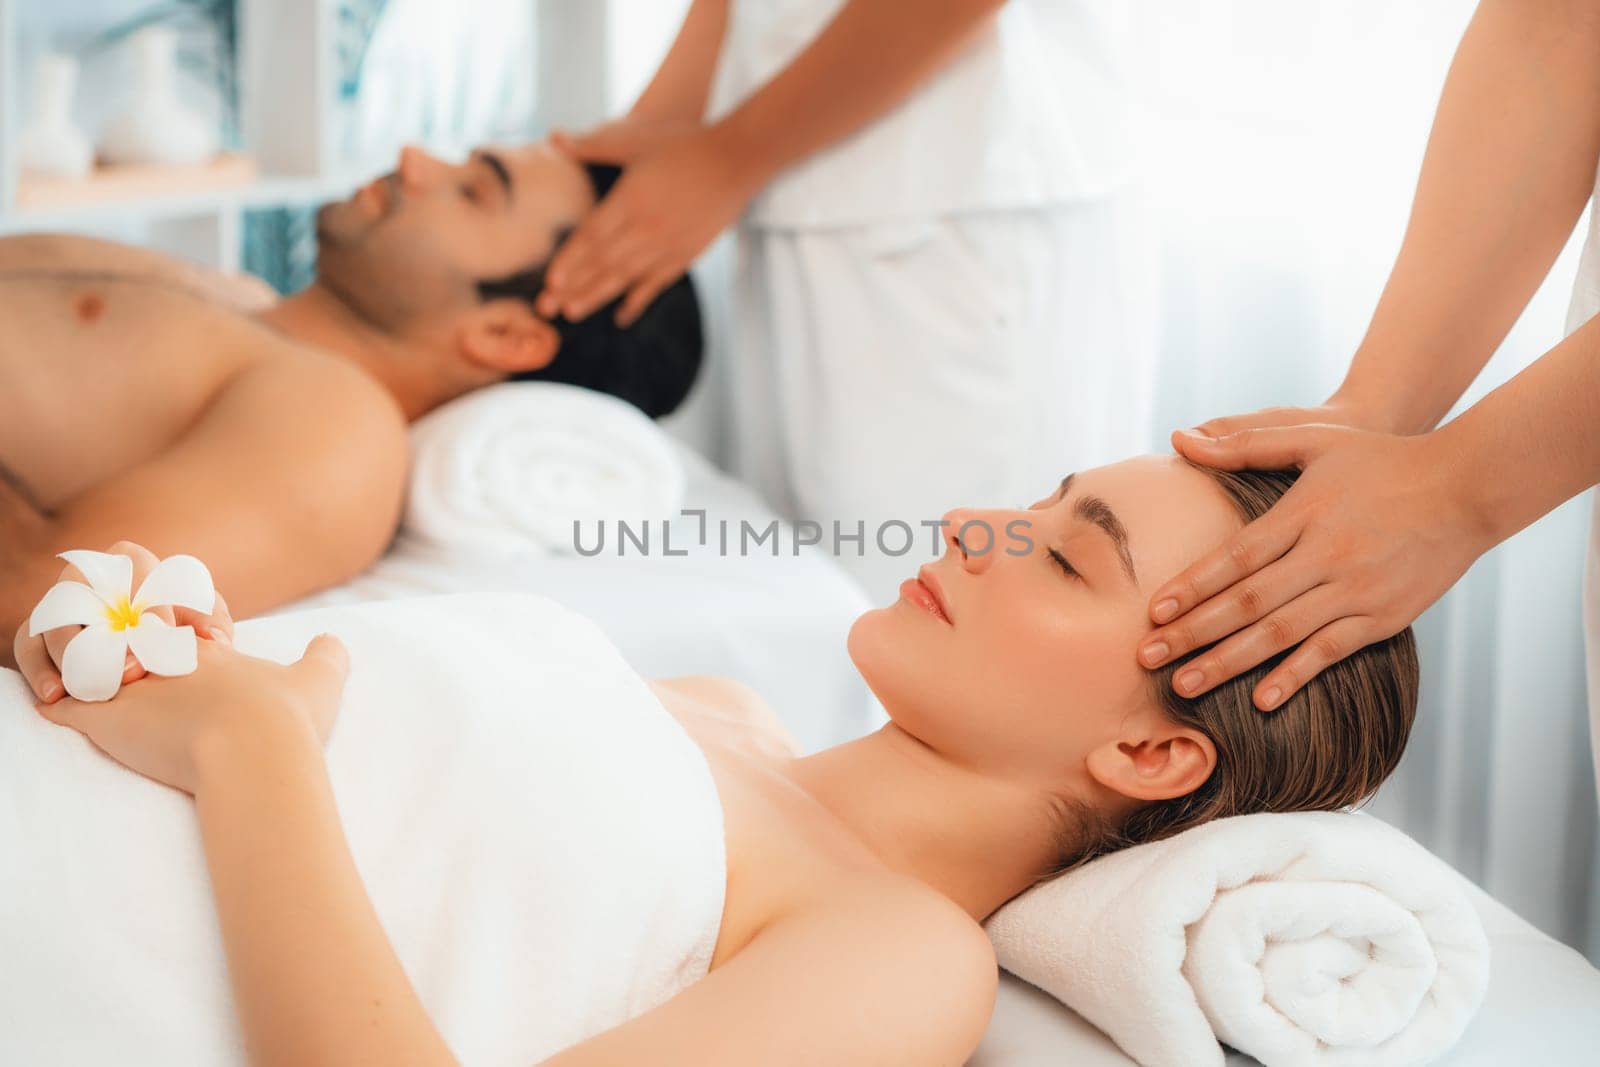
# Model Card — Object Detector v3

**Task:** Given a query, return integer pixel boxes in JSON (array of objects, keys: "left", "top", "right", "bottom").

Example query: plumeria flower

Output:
[{"left": 27, "top": 550, "right": 217, "bottom": 703}]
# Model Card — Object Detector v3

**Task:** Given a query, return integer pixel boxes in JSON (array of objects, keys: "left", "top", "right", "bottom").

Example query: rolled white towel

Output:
[
  {"left": 405, "top": 381, "right": 686, "bottom": 556},
  {"left": 985, "top": 811, "right": 1490, "bottom": 1067}
]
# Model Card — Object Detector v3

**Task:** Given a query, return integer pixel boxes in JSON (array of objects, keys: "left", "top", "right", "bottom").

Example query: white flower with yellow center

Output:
[{"left": 27, "top": 550, "right": 216, "bottom": 702}]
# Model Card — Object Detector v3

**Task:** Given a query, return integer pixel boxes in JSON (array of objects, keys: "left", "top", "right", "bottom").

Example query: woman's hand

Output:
[
  {"left": 537, "top": 119, "right": 768, "bottom": 327},
  {"left": 12, "top": 540, "right": 234, "bottom": 704},
  {"left": 1137, "top": 423, "right": 1492, "bottom": 709},
  {"left": 35, "top": 630, "right": 349, "bottom": 795}
]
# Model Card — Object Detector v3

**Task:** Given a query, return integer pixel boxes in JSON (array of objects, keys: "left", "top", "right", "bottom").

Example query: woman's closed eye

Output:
[{"left": 1048, "top": 547, "right": 1080, "bottom": 579}]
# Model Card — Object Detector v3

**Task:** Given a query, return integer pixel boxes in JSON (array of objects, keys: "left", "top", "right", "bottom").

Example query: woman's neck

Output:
[{"left": 784, "top": 724, "right": 1069, "bottom": 920}]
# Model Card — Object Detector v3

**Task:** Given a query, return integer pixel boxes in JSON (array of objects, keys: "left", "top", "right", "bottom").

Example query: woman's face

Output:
[{"left": 847, "top": 455, "right": 1241, "bottom": 798}]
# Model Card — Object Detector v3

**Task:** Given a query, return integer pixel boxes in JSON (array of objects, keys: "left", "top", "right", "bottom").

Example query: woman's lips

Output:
[{"left": 901, "top": 568, "right": 952, "bottom": 625}]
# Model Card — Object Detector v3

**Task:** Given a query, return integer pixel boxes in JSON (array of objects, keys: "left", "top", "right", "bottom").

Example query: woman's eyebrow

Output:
[{"left": 1055, "top": 472, "right": 1138, "bottom": 584}]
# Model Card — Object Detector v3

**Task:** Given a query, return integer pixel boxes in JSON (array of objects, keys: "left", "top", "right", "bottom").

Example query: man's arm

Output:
[
  {"left": 1336, "top": 0, "right": 1600, "bottom": 434},
  {"left": 0, "top": 354, "right": 407, "bottom": 664}
]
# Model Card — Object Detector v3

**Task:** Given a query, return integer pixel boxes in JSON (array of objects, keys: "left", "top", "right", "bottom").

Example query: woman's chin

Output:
[{"left": 846, "top": 604, "right": 940, "bottom": 709}]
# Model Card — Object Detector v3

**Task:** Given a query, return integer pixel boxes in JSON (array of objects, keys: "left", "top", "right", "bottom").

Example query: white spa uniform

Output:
[
  {"left": 1569, "top": 167, "right": 1600, "bottom": 802},
  {"left": 710, "top": 0, "right": 1153, "bottom": 602}
]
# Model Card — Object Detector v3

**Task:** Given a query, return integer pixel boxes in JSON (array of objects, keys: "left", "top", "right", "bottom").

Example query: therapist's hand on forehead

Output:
[
  {"left": 1139, "top": 0, "right": 1600, "bottom": 712},
  {"left": 1133, "top": 408, "right": 1489, "bottom": 713}
]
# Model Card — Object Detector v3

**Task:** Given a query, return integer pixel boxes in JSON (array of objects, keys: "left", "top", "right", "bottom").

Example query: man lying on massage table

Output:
[{"left": 0, "top": 145, "right": 703, "bottom": 675}]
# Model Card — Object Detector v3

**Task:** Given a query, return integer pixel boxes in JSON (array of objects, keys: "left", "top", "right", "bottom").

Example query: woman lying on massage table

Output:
[{"left": 12, "top": 454, "right": 1416, "bottom": 1066}]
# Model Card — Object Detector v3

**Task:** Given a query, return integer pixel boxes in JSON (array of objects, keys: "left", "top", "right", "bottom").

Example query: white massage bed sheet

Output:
[
  {"left": 280, "top": 444, "right": 880, "bottom": 753},
  {"left": 968, "top": 876, "right": 1600, "bottom": 1065}
]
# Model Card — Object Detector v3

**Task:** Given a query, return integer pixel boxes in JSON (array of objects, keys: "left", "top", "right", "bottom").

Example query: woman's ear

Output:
[
  {"left": 1084, "top": 723, "right": 1216, "bottom": 803},
  {"left": 457, "top": 299, "right": 560, "bottom": 375}
]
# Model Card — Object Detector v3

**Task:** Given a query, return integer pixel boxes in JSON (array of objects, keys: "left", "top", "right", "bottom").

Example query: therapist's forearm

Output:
[
  {"left": 1439, "top": 310, "right": 1600, "bottom": 547},
  {"left": 194, "top": 721, "right": 456, "bottom": 1067},
  {"left": 1338, "top": 0, "right": 1600, "bottom": 435},
  {"left": 628, "top": 0, "right": 729, "bottom": 123},
  {"left": 712, "top": 0, "right": 1006, "bottom": 183}
]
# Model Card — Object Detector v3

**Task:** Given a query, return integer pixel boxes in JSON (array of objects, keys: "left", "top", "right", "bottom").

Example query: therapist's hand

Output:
[
  {"left": 1137, "top": 423, "right": 1491, "bottom": 710},
  {"left": 538, "top": 120, "right": 768, "bottom": 327}
]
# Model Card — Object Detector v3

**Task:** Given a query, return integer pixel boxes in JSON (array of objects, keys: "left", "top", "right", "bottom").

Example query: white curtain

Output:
[
  {"left": 344, "top": 0, "right": 539, "bottom": 171},
  {"left": 598, "top": 0, "right": 1600, "bottom": 962}
]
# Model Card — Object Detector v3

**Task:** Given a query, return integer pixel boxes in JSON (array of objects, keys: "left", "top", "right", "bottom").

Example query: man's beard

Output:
[
  {"left": 312, "top": 221, "right": 417, "bottom": 334},
  {"left": 312, "top": 197, "right": 466, "bottom": 337}
]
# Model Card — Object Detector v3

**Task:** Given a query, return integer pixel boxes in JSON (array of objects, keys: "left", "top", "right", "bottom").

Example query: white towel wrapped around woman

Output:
[
  {"left": 985, "top": 811, "right": 1490, "bottom": 1067},
  {"left": 0, "top": 593, "right": 726, "bottom": 1065},
  {"left": 404, "top": 382, "right": 686, "bottom": 556}
]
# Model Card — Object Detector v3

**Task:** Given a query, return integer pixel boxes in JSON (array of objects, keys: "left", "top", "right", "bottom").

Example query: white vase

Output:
[
  {"left": 99, "top": 27, "right": 218, "bottom": 167},
  {"left": 18, "top": 54, "right": 94, "bottom": 180}
]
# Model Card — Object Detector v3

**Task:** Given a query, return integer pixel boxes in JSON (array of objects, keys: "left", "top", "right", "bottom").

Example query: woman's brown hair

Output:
[{"left": 1053, "top": 466, "right": 1419, "bottom": 872}]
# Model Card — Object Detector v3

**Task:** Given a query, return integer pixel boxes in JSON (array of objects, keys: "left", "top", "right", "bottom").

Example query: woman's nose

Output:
[{"left": 941, "top": 506, "right": 1004, "bottom": 573}]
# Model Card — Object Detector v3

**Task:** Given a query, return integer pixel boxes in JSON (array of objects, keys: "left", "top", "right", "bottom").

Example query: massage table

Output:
[{"left": 970, "top": 877, "right": 1600, "bottom": 1065}]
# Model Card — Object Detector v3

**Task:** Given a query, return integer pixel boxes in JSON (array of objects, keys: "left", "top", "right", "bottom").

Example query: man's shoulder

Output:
[
  {"left": 203, "top": 341, "right": 409, "bottom": 512},
  {"left": 185, "top": 345, "right": 409, "bottom": 578}
]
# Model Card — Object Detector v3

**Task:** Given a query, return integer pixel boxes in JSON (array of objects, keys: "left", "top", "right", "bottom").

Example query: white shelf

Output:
[
  {"left": 2, "top": 169, "right": 360, "bottom": 232},
  {"left": 0, "top": 0, "right": 340, "bottom": 266}
]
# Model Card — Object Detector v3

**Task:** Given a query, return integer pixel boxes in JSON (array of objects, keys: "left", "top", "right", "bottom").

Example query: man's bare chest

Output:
[{"left": 0, "top": 269, "right": 270, "bottom": 509}]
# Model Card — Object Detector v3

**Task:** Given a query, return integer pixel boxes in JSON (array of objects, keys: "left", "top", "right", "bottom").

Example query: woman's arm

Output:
[
  {"left": 1336, "top": 0, "right": 1600, "bottom": 434},
  {"left": 545, "top": 883, "right": 997, "bottom": 1066},
  {"left": 193, "top": 712, "right": 456, "bottom": 1067}
]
